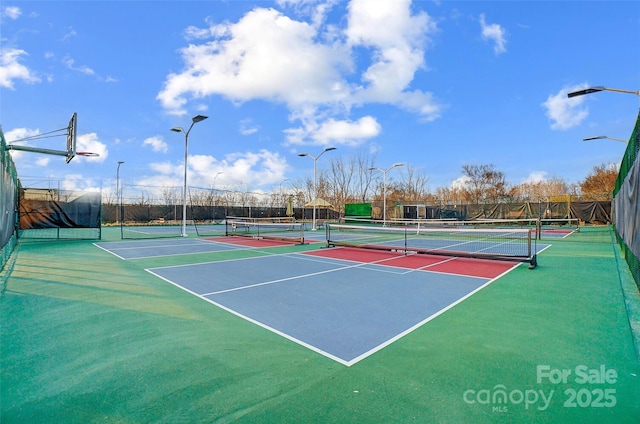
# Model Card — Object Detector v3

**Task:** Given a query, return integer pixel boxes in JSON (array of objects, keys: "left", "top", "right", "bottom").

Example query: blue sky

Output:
[{"left": 1, "top": 0, "right": 639, "bottom": 198}]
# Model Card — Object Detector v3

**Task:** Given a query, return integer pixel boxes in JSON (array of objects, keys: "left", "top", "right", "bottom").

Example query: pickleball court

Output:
[{"left": 97, "top": 233, "right": 549, "bottom": 365}]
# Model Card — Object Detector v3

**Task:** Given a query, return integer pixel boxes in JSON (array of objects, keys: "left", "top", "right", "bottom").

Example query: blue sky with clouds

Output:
[{"left": 1, "top": 0, "right": 638, "bottom": 198}]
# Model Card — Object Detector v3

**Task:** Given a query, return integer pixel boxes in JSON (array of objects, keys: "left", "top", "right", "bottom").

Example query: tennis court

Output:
[
  {"left": 93, "top": 226, "right": 550, "bottom": 366},
  {"left": 93, "top": 229, "right": 547, "bottom": 366},
  {"left": 148, "top": 247, "right": 520, "bottom": 365},
  {"left": 3, "top": 225, "right": 640, "bottom": 423}
]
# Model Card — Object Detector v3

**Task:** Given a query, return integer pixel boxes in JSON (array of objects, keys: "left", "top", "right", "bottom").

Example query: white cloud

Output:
[
  {"left": 6, "top": 127, "right": 105, "bottom": 166},
  {"left": 522, "top": 171, "right": 548, "bottom": 184},
  {"left": 222, "top": 150, "right": 289, "bottom": 188},
  {"left": 157, "top": 7, "right": 350, "bottom": 114},
  {"left": 345, "top": 0, "right": 441, "bottom": 118},
  {"left": 239, "top": 119, "right": 259, "bottom": 135},
  {"left": 285, "top": 115, "right": 381, "bottom": 146},
  {"left": 149, "top": 161, "right": 175, "bottom": 175},
  {"left": 542, "top": 84, "right": 589, "bottom": 130},
  {"left": 61, "top": 27, "right": 77, "bottom": 41},
  {"left": 276, "top": 0, "right": 339, "bottom": 28},
  {"left": 4, "top": 127, "right": 41, "bottom": 162},
  {"left": 2, "top": 6, "right": 21, "bottom": 20},
  {"left": 143, "top": 136, "right": 169, "bottom": 153},
  {"left": 4, "top": 127, "right": 40, "bottom": 144},
  {"left": 0, "top": 47, "right": 41, "bottom": 88},
  {"left": 451, "top": 175, "right": 470, "bottom": 189},
  {"left": 157, "top": 1, "right": 442, "bottom": 140},
  {"left": 75, "top": 133, "right": 108, "bottom": 162},
  {"left": 60, "top": 174, "right": 102, "bottom": 192},
  {"left": 143, "top": 149, "right": 288, "bottom": 190},
  {"left": 34, "top": 156, "right": 51, "bottom": 167},
  {"left": 479, "top": 13, "right": 507, "bottom": 55},
  {"left": 63, "top": 56, "right": 95, "bottom": 75}
]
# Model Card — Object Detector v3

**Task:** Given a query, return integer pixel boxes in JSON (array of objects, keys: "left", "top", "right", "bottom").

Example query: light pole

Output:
[
  {"left": 116, "top": 161, "right": 124, "bottom": 225},
  {"left": 298, "top": 147, "right": 336, "bottom": 230},
  {"left": 369, "top": 163, "right": 404, "bottom": 226},
  {"left": 213, "top": 171, "right": 223, "bottom": 190},
  {"left": 278, "top": 178, "right": 290, "bottom": 217},
  {"left": 568, "top": 86, "right": 639, "bottom": 98},
  {"left": 583, "top": 135, "right": 628, "bottom": 143},
  {"left": 171, "top": 114, "right": 208, "bottom": 237},
  {"left": 212, "top": 171, "right": 223, "bottom": 220}
]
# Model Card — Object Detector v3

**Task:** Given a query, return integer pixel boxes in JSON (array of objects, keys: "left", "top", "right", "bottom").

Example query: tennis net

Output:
[
  {"left": 225, "top": 219, "right": 305, "bottom": 244},
  {"left": 349, "top": 217, "right": 579, "bottom": 240},
  {"left": 326, "top": 223, "right": 537, "bottom": 268}
]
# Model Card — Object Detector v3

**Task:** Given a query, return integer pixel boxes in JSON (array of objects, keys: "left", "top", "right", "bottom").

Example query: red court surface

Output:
[{"left": 305, "top": 247, "right": 518, "bottom": 278}]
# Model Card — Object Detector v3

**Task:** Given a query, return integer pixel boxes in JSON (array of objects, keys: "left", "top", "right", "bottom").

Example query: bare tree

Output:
[
  {"left": 398, "top": 164, "right": 429, "bottom": 203},
  {"left": 354, "top": 149, "right": 377, "bottom": 202},
  {"left": 511, "top": 177, "right": 570, "bottom": 201},
  {"left": 433, "top": 185, "right": 466, "bottom": 206},
  {"left": 161, "top": 186, "right": 180, "bottom": 206},
  {"left": 461, "top": 164, "right": 509, "bottom": 203}
]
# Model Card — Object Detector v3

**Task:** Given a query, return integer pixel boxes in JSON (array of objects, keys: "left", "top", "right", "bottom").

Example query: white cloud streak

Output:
[{"left": 479, "top": 13, "right": 507, "bottom": 55}]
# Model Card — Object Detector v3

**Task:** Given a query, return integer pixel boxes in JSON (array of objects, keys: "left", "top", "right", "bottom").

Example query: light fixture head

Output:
[{"left": 567, "top": 86, "right": 605, "bottom": 98}]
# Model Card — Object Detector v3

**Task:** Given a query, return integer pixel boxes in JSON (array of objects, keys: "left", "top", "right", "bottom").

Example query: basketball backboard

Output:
[{"left": 66, "top": 112, "right": 77, "bottom": 163}]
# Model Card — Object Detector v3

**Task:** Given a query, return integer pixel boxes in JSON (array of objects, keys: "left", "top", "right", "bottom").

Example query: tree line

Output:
[
  {"left": 107, "top": 151, "right": 618, "bottom": 212},
  {"left": 294, "top": 152, "right": 618, "bottom": 215}
]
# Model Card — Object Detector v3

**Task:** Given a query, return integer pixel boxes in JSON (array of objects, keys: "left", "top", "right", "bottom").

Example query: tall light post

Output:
[
  {"left": 278, "top": 178, "right": 290, "bottom": 217},
  {"left": 211, "top": 171, "right": 223, "bottom": 221},
  {"left": 298, "top": 147, "right": 336, "bottom": 230},
  {"left": 171, "top": 114, "right": 208, "bottom": 237},
  {"left": 583, "top": 135, "right": 628, "bottom": 143},
  {"left": 569, "top": 85, "right": 638, "bottom": 231},
  {"left": 369, "top": 163, "right": 404, "bottom": 226},
  {"left": 213, "top": 171, "right": 223, "bottom": 190},
  {"left": 116, "top": 161, "right": 125, "bottom": 225},
  {"left": 279, "top": 177, "right": 290, "bottom": 200}
]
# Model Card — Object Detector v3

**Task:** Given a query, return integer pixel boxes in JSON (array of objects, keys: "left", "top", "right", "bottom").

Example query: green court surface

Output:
[{"left": 1, "top": 226, "right": 639, "bottom": 423}]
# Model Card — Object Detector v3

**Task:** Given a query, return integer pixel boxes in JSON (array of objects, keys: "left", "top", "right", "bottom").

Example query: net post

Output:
[
  {"left": 404, "top": 226, "right": 408, "bottom": 255},
  {"left": 325, "top": 224, "right": 330, "bottom": 248},
  {"left": 529, "top": 254, "right": 538, "bottom": 269},
  {"left": 527, "top": 229, "right": 537, "bottom": 269}
]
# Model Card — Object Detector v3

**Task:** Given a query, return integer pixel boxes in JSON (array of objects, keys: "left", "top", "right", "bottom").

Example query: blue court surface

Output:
[
  {"left": 94, "top": 238, "right": 243, "bottom": 259},
  {"left": 145, "top": 250, "right": 515, "bottom": 366}
]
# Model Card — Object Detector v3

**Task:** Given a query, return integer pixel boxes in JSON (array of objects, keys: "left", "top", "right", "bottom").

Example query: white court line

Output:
[
  {"left": 93, "top": 238, "right": 263, "bottom": 260},
  {"left": 144, "top": 268, "right": 352, "bottom": 366},
  {"left": 344, "top": 264, "right": 520, "bottom": 366},
  {"left": 145, "top": 246, "right": 525, "bottom": 367},
  {"left": 200, "top": 254, "right": 413, "bottom": 296}
]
